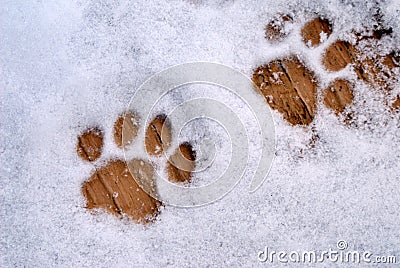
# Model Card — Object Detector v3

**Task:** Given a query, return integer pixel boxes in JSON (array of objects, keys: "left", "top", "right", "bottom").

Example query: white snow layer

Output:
[{"left": 1, "top": 0, "right": 400, "bottom": 267}]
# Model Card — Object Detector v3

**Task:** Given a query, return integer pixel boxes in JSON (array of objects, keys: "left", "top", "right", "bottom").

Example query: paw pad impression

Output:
[
  {"left": 77, "top": 112, "right": 196, "bottom": 224},
  {"left": 255, "top": 14, "right": 399, "bottom": 127}
]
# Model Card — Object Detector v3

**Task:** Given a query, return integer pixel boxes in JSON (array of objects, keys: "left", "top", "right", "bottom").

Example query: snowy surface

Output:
[{"left": 1, "top": 0, "right": 400, "bottom": 267}]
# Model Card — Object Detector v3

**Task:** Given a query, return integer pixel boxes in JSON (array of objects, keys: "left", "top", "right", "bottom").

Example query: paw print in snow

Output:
[
  {"left": 254, "top": 14, "right": 400, "bottom": 129},
  {"left": 77, "top": 113, "right": 195, "bottom": 224}
]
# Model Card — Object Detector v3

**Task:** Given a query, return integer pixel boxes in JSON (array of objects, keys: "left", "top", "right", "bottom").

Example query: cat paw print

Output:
[
  {"left": 76, "top": 112, "right": 196, "bottom": 224},
  {"left": 254, "top": 14, "right": 400, "bottom": 129}
]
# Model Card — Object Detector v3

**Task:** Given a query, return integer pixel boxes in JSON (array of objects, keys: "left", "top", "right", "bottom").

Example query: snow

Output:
[{"left": 1, "top": 0, "right": 400, "bottom": 267}]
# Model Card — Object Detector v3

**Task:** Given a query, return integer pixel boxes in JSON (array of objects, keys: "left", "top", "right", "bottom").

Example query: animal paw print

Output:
[
  {"left": 77, "top": 112, "right": 196, "bottom": 224},
  {"left": 254, "top": 14, "right": 400, "bottom": 128}
]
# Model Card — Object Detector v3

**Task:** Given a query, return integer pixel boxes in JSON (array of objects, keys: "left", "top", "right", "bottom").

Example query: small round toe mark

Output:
[
  {"left": 265, "top": 14, "right": 293, "bottom": 42},
  {"left": 392, "top": 96, "right": 400, "bottom": 111},
  {"left": 145, "top": 114, "right": 172, "bottom": 156},
  {"left": 322, "top": 40, "right": 356, "bottom": 72},
  {"left": 382, "top": 52, "right": 400, "bottom": 70},
  {"left": 324, "top": 79, "right": 354, "bottom": 114},
  {"left": 301, "top": 17, "right": 332, "bottom": 47},
  {"left": 77, "top": 128, "right": 103, "bottom": 162},
  {"left": 167, "top": 142, "right": 196, "bottom": 183},
  {"left": 354, "top": 51, "right": 400, "bottom": 91},
  {"left": 114, "top": 112, "right": 139, "bottom": 148}
]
